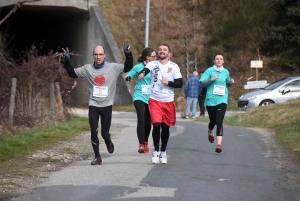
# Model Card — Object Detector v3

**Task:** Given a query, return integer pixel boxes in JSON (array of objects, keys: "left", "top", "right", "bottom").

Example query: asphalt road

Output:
[{"left": 10, "top": 109, "right": 300, "bottom": 201}]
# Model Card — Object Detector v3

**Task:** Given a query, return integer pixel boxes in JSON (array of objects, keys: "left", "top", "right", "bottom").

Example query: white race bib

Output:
[
  {"left": 141, "top": 85, "right": 151, "bottom": 94},
  {"left": 213, "top": 85, "right": 225, "bottom": 96},
  {"left": 93, "top": 86, "right": 108, "bottom": 97}
]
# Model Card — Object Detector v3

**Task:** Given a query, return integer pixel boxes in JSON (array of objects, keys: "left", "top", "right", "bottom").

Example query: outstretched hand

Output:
[
  {"left": 62, "top": 47, "right": 71, "bottom": 61},
  {"left": 123, "top": 40, "right": 131, "bottom": 53}
]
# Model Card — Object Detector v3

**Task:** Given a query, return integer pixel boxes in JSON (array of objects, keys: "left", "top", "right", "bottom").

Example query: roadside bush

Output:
[{"left": 0, "top": 45, "right": 74, "bottom": 135}]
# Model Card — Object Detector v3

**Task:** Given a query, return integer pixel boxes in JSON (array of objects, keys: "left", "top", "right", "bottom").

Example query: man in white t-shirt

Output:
[{"left": 138, "top": 44, "right": 183, "bottom": 164}]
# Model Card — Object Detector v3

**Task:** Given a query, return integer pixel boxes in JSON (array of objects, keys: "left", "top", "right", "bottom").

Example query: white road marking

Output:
[
  {"left": 218, "top": 178, "right": 231, "bottom": 181},
  {"left": 113, "top": 187, "right": 176, "bottom": 199}
]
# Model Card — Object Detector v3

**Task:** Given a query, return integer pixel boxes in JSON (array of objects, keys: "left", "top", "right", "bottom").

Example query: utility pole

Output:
[{"left": 145, "top": 0, "right": 150, "bottom": 48}]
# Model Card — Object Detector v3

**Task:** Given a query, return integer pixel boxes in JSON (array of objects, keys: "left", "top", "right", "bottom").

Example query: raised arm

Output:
[
  {"left": 123, "top": 40, "right": 133, "bottom": 73},
  {"left": 62, "top": 48, "right": 78, "bottom": 78}
]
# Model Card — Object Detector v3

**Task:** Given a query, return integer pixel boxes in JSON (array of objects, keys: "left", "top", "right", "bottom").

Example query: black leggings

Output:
[
  {"left": 152, "top": 122, "right": 170, "bottom": 152},
  {"left": 89, "top": 105, "right": 112, "bottom": 157},
  {"left": 134, "top": 100, "right": 151, "bottom": 144},
  {"left": 198, "top": 94, "right": 206, "bottom": 115},
  {"left": 206, "top": 103, "right": 227, "bottom": 136}
]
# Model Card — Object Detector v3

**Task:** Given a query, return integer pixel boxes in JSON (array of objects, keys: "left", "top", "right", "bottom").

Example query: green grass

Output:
[
  {"left": 112, "top": 104, "right": 135, "bottom": 112},
  {"left": 0, "top": 115, "right": 90, "bottom": 200},
  {"left": 222, "top": 99, "right": 300, "bottom": 163},
  {"left": 0, "top": 115, "right": 89, "bottom": 166}
]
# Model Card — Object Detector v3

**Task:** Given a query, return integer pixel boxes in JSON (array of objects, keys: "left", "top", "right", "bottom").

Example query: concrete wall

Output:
[
  {"left": 64, "top": 6, "right": 133, "bottom": 106},
  {"left": 0, "top": 0, "right": 133, "bottom": 106},
  {"left": 1, "top": 0, "right": 99, "bottom": 10}
]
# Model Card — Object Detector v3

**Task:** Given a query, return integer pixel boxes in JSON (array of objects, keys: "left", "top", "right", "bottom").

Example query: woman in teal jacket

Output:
[
  {"left": 199, "top": 53, "right": 235, "bottom": 153},
  {"left": 125, "top": 48, "right": 157, "bottom": 154}
]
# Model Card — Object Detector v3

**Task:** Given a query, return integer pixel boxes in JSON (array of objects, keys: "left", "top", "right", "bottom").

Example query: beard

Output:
[{"left": 158, "top": 54, "right": 168, "bottom": 60}]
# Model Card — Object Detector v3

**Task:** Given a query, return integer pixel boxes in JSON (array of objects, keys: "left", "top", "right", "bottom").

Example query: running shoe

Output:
[
  {"left": 208, "top": 130, "right": 214, "bottom": 143},
  {"left": 192, "top": 116, "right": 196, "bottom": 119},
  {"left": 215, "top": 144, "right": 222, "bottom": 153},
  {"left": 159, "top": 151, "right": 167, "bottom": 164},
  {"left": 152, "top": 151, "right": 160, "bottom": 164},
  {"left": 91, "top": 156, "right": 102, "bottom": 165},
  {"left": 106, "top": 139, "right": 114, "bottom": 154},
  {"left": 138, "top": 144, "right": 145, "bottom": 154},
  {"left": 144, "top": 142, "right": 149, "bottom": 154}
]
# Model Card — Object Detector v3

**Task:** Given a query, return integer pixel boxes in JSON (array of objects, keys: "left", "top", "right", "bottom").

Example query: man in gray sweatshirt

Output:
[{"left": 62, "top": 41, "right": 133, "bottom": 165}]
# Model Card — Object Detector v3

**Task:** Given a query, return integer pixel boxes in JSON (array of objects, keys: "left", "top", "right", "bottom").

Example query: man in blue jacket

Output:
[{"left": 184, "top": 71, "right": 201, "bottom": 119}]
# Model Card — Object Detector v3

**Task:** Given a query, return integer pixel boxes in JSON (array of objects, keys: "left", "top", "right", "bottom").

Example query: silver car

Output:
[{"left": 238, "top": 76, "right": 300, "bottom": 110}]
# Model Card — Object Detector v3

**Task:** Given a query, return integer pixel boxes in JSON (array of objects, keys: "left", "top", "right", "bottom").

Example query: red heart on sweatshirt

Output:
[{"left": 94, "top": 76, "right": 105, "bottom": 86}]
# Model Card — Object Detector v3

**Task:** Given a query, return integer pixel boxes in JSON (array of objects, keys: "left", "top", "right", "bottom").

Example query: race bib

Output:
[
  {"left": 141, "top": 85, "right": 151, "bottom": 94},
  {"left": 213, "top": 85, "right": 225, "bottom": 96},
  {"left": 93, "top": 86, "right": 108, "bottom": 97}
]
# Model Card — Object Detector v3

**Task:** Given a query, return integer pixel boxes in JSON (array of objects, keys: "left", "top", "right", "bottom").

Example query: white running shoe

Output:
[
  {"left": 152, "top": 151, "right": 160, "bottom": 164},
  {"left": 159, "top": 151, "right": 167, "bottom": 164}
]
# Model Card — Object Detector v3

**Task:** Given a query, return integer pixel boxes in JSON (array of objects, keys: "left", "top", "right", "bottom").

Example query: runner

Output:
[
  {"left": 199, "top": 53, "right": 235, "bottom": 153},
  {"left": 62, "top": 41, "right": 133, "bottom": 165},
  {"left": 125, "top": 47, "right": 157, "bottom": 154},
  {"left": 138, "top": 44, "right": 183, "bottom": 164}
]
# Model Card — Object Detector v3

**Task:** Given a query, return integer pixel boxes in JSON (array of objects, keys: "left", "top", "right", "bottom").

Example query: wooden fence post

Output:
[
  {"left": 8, "top": 78, "right": 17, "bottom": 127},
  {"left": 50, "top": 83, "right": 56, "bottom": 122},
  {"left": 55, "top": 82, "right": 64, "bottom": 121}
]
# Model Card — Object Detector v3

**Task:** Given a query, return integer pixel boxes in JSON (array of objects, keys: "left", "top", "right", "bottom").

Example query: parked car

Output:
[{"left": 238, "top": 76, "right": 300, "bottom": 111}]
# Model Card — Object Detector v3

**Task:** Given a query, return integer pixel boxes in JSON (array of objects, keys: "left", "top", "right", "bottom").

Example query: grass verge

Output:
[
  {"left": 112, "top": 104, "right": 135, "bottom": 112},
  {"left": 0, "top": 115, "right": 90, "bottom": 200},
  {"left": 0, "top": 115, "right": 90, "bottom": 169},
  {"left": 223, "top": 99, "right": 300, "bottom": 164}
]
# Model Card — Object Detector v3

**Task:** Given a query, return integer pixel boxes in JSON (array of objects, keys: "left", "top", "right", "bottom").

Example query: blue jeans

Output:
[{"left": 185, "top": 96, "right": 198, "bottom": 116}]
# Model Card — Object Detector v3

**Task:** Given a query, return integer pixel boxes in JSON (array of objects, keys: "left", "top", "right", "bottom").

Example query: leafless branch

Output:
[
  {"left": 0, "top": 0, "right": 41, "bottom": 26},
  {"left": 53, "top": 52, "right": 80, "bottom": 57}
]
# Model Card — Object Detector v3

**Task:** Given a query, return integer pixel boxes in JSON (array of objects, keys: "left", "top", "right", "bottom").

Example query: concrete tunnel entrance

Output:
[{"left": 0, "top": 4, "right": 133, "bottom": 106}]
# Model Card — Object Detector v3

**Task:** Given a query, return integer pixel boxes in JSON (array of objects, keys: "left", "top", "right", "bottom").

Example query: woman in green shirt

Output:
[
  {"left": 125, "top": 48, "right": 157, "bottom": 154},
  {"left": 199, "top": 53, "right": 235, "bottom": 153}
]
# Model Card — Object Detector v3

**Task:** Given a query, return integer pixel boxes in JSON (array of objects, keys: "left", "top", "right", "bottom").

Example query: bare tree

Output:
[{"left": 0, "top": 0, "right": 40, "bottom": 26}]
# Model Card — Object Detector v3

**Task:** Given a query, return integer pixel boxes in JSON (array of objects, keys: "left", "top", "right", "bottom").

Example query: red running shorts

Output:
[{"left": 148, "top": 98, "right": 176, "bottom": 126}]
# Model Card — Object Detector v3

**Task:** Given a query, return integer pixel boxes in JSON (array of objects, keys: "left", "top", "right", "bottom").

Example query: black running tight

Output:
[
  {"left": 134, "top": 100, "right": 151, "bottom": 144},
  {"left": 206, "top": 103, "right": 227, "bottom": 136},
  {"left": 152, "top": 122, "right": 170, "bottom": 152},
  {"left": 89, "top": 105, "right": 112, "bottom": 157}
]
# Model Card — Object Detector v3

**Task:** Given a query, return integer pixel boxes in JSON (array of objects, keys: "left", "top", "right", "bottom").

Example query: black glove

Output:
[
  {"left": 123, "top": 40, "right": 131, "bottom": 53},
  {"left": 125, "top": 76, "right": 131, "bottom": 82}
]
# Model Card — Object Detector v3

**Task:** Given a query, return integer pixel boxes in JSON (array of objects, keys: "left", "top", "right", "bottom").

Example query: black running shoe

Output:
[
  {"left": 208, "top": 130, "right": 214, "bottom": 143},
  {"left": 91, "top": 157, "right": 102, "bottom": 165},
  {"left": 106, "top": 140, "right": 114, "bottom": 154}
]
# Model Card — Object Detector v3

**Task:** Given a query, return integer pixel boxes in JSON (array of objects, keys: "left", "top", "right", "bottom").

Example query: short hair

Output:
[
  {"left": 193, "top": 71, "right": 198, "bottom": 76},
  {"left": 159, "top": 44, "right": 171, "bottom": 52},
  {"left": 214, "top": 52, "right": 224, "bottom": 60},
  {"left": 93, "top": 45, "right": 105, "bottom": 54}
]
